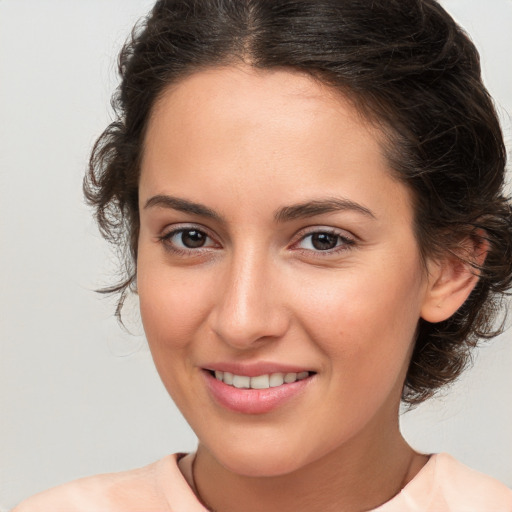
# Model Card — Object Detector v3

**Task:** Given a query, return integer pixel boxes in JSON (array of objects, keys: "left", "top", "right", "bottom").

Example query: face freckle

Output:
[{"left": 136, "top": 65, "right": 431, "bottom": 477}]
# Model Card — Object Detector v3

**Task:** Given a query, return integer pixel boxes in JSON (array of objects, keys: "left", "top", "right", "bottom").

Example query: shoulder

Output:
[
  {"left": 376, "top": 453, "right": 512, "bottom": 512},
  {"left": 11, "top": 455, "right": 181, "bottom": 512},
  {"left": 429, "top": 453, "right": 512, "bottom": 511}
]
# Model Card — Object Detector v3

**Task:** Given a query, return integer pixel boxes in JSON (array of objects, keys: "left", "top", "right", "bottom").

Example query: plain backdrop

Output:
[{"left": 1, "top": 0, "right": 511, "bottom": 509}]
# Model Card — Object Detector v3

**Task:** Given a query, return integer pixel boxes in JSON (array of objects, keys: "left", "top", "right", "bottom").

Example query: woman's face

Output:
[{"left": 137, "top": 66, "right": 433, "bottom": 476}]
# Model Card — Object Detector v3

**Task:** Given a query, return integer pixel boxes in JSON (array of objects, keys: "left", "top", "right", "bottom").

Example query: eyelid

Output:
[
  {"left": 156, "top": 223, "right": 356, "bottom": 257},
  {"left": 290, "top": 226, "right": 357, "bottom": 254},
  {"left": 293, "top": 225, "right": 356, "bottom": 242},
  {"left": 160, "top": 222, "right": 216, "bottom": 238},
  {"left": 158, "top": 223, "right": 221, "bottom": 253}
]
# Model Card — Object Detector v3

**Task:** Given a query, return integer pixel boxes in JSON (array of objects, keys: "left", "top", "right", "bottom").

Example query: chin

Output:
[
  {"left": 221, "top": 453, "right": 302, "bottom": 478},
  {"left": 203, "top": 435, "right": 319, "bottom": 478}
]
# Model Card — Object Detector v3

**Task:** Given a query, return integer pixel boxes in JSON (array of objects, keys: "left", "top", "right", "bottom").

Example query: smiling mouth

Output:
[{"left": 206, "top": 370, "right": 314, "bottom": 389}]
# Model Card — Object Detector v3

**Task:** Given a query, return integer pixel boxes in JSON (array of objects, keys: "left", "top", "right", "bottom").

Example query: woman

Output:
[{"left": 13, "top": 0, "right": 512, "bottom": 510}]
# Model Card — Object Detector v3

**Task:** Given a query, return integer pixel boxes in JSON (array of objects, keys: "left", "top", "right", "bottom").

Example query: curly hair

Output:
[{"left": 84, "top": 0, "right": 512, "bottom": 405}]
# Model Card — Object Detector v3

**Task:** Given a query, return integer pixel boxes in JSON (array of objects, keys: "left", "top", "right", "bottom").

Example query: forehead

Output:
[
  {"left": 146, "top": 65, "right": 379, "bottom": 149},
  {"left": 140, "top": 65, "right": 412, "bottom": 222},
  {"left": 150, "top": 65, "right": 355, "bottom": 118}
]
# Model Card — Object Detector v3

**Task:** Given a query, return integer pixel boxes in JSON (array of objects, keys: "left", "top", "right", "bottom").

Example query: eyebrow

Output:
[
  {"left": 144, "top": 195, "right": 224, "bottom": 222},
  {"left": 274, "top": 198, "right": 375, "bottom": 223},
  {"left": 144, "top": 194, "right": 375, "bottom": 223}
]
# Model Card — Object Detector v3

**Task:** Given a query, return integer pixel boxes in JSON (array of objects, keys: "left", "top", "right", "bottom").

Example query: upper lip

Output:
[{"left": 202, "top": 361, "right": 315, "bottom": 377}]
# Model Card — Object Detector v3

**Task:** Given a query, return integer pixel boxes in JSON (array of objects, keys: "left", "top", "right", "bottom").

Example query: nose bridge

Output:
[{"left": 210, "top": 243, "right": 287, "bottom": 348}]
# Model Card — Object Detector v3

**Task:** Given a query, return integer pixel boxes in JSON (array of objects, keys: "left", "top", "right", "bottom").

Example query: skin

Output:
[{"left": 137, "top": 66, "right": 480, "bottom": 512}]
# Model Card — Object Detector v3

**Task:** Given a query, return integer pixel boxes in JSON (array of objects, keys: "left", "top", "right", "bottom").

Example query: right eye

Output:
[{"left": 159, "top": 227, "right": 218, "bottom": 254}]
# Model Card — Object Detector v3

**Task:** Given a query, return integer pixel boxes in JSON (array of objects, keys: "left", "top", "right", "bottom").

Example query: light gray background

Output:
[{"left": 1, "top": 1, "right": 511, "bottom": 510}]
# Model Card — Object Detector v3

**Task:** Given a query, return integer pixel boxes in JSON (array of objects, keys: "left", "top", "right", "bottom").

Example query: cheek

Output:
[
  {"left": 294, "top": 259, "right": 424, "bottom": 379},
  {"left": 137, "top": 256, "right": 212, "bottom": 351},
  {"left": 136, "top": 256, "right": 215, "bottom": 409}
]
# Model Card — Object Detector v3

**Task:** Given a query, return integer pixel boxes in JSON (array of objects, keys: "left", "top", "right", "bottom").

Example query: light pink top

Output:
[{"left": 13, "top": 453, "right": 512, "bottom": 511}]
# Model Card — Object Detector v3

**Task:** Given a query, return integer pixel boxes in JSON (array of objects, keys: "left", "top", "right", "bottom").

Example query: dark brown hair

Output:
[{"left": 85, "top": 0, "right": 512, "bottom": 405}]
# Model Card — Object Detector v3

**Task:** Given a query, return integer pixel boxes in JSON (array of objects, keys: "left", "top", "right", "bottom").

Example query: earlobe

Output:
[{"left": 421, "top": 235, "right": 488, "bottom": 323}]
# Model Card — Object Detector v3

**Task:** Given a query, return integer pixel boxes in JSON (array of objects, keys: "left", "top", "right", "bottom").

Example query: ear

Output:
[{"left": 421, "top": 233, "right": 489, "bottom": 323}]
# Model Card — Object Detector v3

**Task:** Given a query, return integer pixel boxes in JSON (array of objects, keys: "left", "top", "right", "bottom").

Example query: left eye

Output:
[{"left": 297, "top": 231, "right": 353, "bottom": 251}]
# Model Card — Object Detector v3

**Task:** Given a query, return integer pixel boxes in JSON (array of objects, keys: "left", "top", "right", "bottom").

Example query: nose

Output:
[{"left": 208, "top": 248, "right": 290, "bottom": 350}]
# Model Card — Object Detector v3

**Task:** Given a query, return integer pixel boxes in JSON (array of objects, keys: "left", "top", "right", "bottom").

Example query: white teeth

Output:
[
  {"left": 233, "top": 375, "right": 251, "bottom": 389},
  {"left": 284, "top": 372, "right": 297, "bottom": 383},
  {"left": 269, "top": 373, "right": 284, "bottom": 387},
  {"left": 212, "top": 370, "right": 311, "bottom": 389},
  {"left": 250, "top": 374, "right": 270, "bottom": 389}
]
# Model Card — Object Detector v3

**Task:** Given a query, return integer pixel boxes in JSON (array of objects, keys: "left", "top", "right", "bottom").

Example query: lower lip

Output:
[{"left": 203, "top": 371, "right": 314, "bottom": 415}]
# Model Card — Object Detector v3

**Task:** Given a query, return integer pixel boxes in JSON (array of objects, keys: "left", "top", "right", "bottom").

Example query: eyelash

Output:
[
  {"left": 158, "top": 225, "right": 356, "bottom": 257},
  {"left": 292, "top": 228, "right": 356, "bottom": 256},
  {"left": 158, "top": 225, "right": 219, "bottom": 256}
]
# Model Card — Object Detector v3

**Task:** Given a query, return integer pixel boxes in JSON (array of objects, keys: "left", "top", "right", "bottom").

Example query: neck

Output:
[{"left": 190, "top": 419, "right": 427, "bottom": 512}]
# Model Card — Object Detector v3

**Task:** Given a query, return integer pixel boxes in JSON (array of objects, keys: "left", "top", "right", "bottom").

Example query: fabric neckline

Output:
[{"left": 166, "top": 452, "right": 439, "bottom": 512}]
